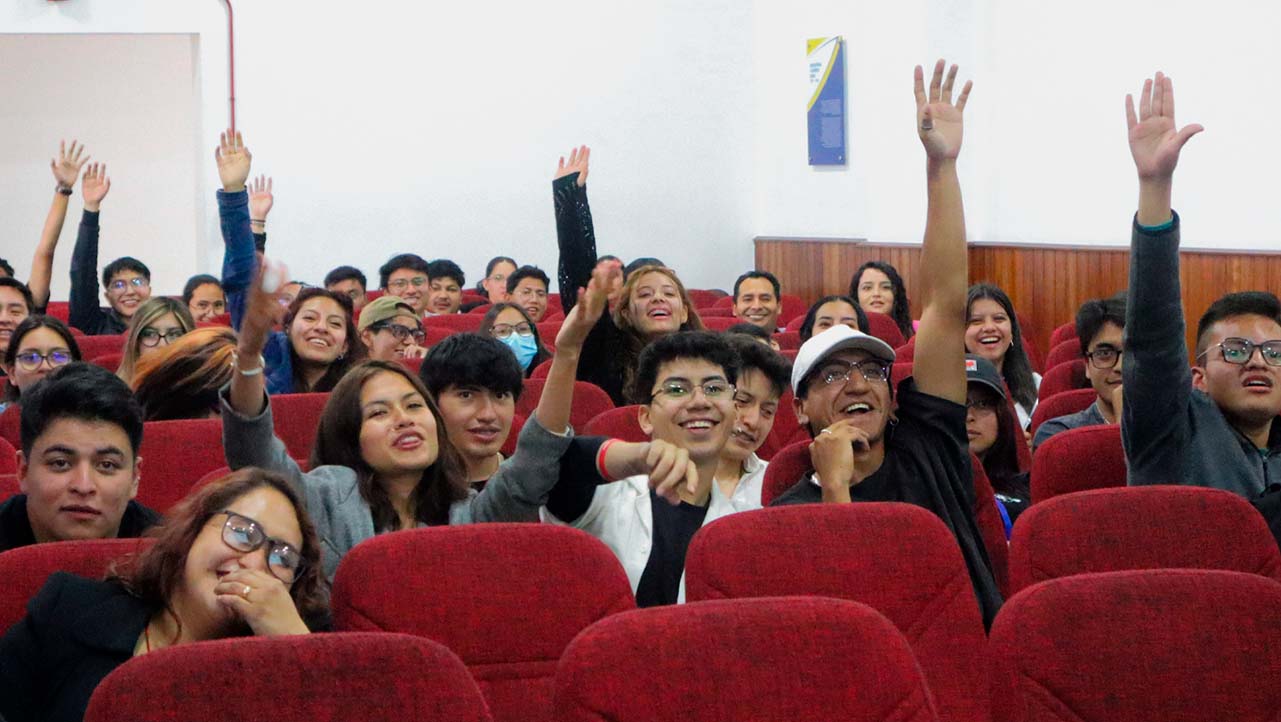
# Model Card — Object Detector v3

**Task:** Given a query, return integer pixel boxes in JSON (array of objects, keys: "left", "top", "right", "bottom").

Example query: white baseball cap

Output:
[{"left": 791, "top": 324, "right": 896, "bottom": 394}]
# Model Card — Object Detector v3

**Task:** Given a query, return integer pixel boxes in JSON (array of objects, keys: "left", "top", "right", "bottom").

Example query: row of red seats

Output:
[{"left": 3, "top": 490, "right": 1278, "bottom": 721}]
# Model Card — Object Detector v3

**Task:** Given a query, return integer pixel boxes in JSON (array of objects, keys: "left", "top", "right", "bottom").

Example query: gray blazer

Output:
[{"left": 220, "top": 392, "right": 574, "bottom": 579}]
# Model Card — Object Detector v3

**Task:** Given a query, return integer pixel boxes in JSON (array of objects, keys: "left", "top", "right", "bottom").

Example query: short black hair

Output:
[
  {"left": 726, "top": 335, "right": 791, "bottom": 399},
  {"left": 596, "top": 254, "right": 620, "bottom": 265},
  {"left": 426, "top": 259, "right": 465, "bottom": 288},
  {"left": 733, "top": 270, "right": 781, "bottom": 300},
  {"left": 1075, "top": 292, "right": 1127, "bottom": 356},
  {"left": 20, "top": 362, "right": 144, "bottom": 457},
  {"left": 1196, "top": 291, "right": 1281, "bottom": 358},
  {"left": 726, "top": 322, "right": 772, "bottom": 342},
  {"left": 0, "top": 278, "right": 34, "bottom": 314},
  {"left": 629, "top": 331, "right": 740, "bottom": 405},
  {"left": 378, "top": 253, "right": 430, "bottom": 289},
  {"left": 419, "top": 333, "right": 524, "bottom": 401},
  {"left": 181, "top": 274, "right": 222, "bottom": 305},
  {"left": 798, "top": 295, "right": 868, "bottom": 342},
  {"left": 506, "top": 265, "right": 551, "bottom": 295},
  {"left": 324, "top": 265, "right": 367, "bottom": 290},
  {"left": 624, "top": 257, "right": 665, "bottom": 279},
  {"left": 101, "top": 257, "right": 150, "bottom": 288},
  {"left": 0, "top": 258, "right": 13, "bottom": 278}
]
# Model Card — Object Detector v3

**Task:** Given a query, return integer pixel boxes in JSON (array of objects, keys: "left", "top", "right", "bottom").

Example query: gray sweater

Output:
[
  {"left": 1122, "top": 213, "right": 1281, "bottom": 499},
  {"left": 221, "top": 392, "right": 574, "bottom": 579}
]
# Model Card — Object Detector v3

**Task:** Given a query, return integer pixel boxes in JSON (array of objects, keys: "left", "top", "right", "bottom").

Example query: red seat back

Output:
[
  {"left": 0, "top": 538, "right": 154, "bottom": 636},
  {"left": 44, "top": 301, "right": 71, "bottom": 323},
  {"left": 773, "top": 330, "right": 800, "bottom": 350},
  {"left": 424, "top": 325, "right": 455, "bottom": 347},
  {"left": 1009, "top": 486, "right": 1281, "bottom": 594},
  {"left": 514, "top": 380, "right": 615, "bottom": 432},
  {"left": 332, "top": 525, "right": 634, "bottom": 722},
  {"left": 468, "top": 303, "right": 493, "bottom": 315},
  {"left": 1037, "top": 358, "right": 1088, "bottom": 401},
  {"left": 1048, "top": 321, "right": 1077, "bottom": 349},
  {"left": 777, "top": 294, "right": 807, "bottom": 325},
  {"left": 88, "top": 351, "right": 123, "bottom": 373},
  {"left": 137, "top": 418, "right": 226, "bottom": 512},
  {"left": 269, "top": 393, "right": 330, "bottom": 463},
  {"left": 85, "top": 633, "right": 492, "bottom": 722},
  {"left": 896, "top": 336, "right": 916, "bottom": 361},
  {"left": 760, "top": 440, "right": 812, "bottom": 505},
  {"left": 555, "top": 597, "right": 938, "bottom": 722},
  {"left": 971, "top": 455, "right": 1011, "bottom": 597},
  {"left": 0, "top": 436, "right": 15, "bottom": 475},
  {"left": 76, "top": 334, "right": 127, "bottom": 360},
  {"left": 0, "top": 474, "right": 18, "bottom": 503},
  {"left": 1030, "top": 388, "right": 1098, "bottom": 437},
  {"left": 536, "top": 321, "right": 562, "bottom": 341},
  {"left": 500, "top": 413, "right": 526, "bottom": 458},
  {"left": 755, "top": 390, "right": 804, "bottom": 461},
  {"left": 1030, "top": 424, "right": 1125, "bottom": 503},
  {"left": 582, "top": 406, "right": 647, "bottom": 442},
  {"left": 696, "top": 306, "right": 735, "bottom": 317},
  {"left": 686, "top": 288, "right": 724, "bottom": 308},
  {"left": 423, "top": 314, "right": 483, "bottom": 333},
  {"left": 696, "top": 315, "right": 738, "bottom": 332},
  {"left": 0, "top": 405, "right": 17, "bottom": 448},
  {"left": 864, "top": 311, "right": 906, "bottom": 348},
  {"left": 529, "top": 358, "right": 553, "bottom": 379},
  {"left": 686, "top": 505, "right": 985, "bottom": 722},
  {"left": 990, "top": 570, "right": 1281, "bottom": 722},
  {"left": 1044, "top": 338, "right": 1084, "bottom": 371}
]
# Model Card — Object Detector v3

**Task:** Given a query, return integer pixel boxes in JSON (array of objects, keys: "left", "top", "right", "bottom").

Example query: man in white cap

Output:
[{"left": 770, "top": 59, "right": 1001, "bottom": 627}]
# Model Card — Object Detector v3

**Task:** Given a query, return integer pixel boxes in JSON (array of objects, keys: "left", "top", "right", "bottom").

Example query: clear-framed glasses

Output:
[
  {"left": 1084, "top": 345, "right": 1123, "bottom": 369},
  {"left": 965, "top": 397, "right": 1000, "bottom": 415},
  {"left": 514, "top": 287, "right": 548, "bottom": 300},
  {"left": 108, "top": 277, "right": 149, "bottom": 293},
  {"left": 815, "top": 359, "right": 890, "bottom": 386},
  {"left": 387, "top": 276, "right": 428, "bottom": 291},
  {"left": 1197, "top": 337, "right": 1281, "bottom": 367},
  {"left": 15, "top": 349, "right": 73, "bottom": 371},
  {"left": 218, "top": 511, "right": 304, "bottom": 584},
  {"left": 373, "top": 322, "right": 426, "bottom": 345},
  {"left": 489, "top": 322, "right": 533, "bottom": 339},
  {"left": 139, "top": 327, "right": 185, "bottom": 348},
  {"left": 650, "top": 379, "right": 734, "bottom": 403}
]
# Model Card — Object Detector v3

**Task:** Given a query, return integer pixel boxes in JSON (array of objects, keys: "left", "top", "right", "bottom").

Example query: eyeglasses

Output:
[
  {"left": 650, "top": 379, "right": 734, "bottom": 403},
  {"left": 489, "top": 322, "right": 533, "bottom": 339},
  {"left": 1197, "top": 337, "right": 1281, "bottom": 367},
  {"left": 372, "top": 322, "right": 426, "bottom": 344},
  {"left": 814, "top": 359, "right": 890, "bottom": 386},
  {"left": 966, "top": 397, "right": 1000, "bottom": 414},
  {"left": 218, "top": 511, "right": 304, "bottom": 584},
  {"left": 1084, "top": 345, "right": 1123, "bottom": 369},
  {"left": 108, "top": 277, "right": 149, "bottom": 293},
  {"left": 338, "top": 289, "right": 364, "bottom": 301},
  {"left": 15, "top": 349, "right": 73, "bottom": 371},
  {"left": 514, "top": 287, "right": 548, "bottom": 300},
  {"left": 387, "top": 276, "right": 428, "bottom": 291},
  {"left": 139, "top": 327, "right": 185, "bottom": 347}
]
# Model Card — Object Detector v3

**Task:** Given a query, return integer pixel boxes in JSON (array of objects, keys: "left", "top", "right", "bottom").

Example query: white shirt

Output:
[{"left": 1015, "top": 371, "right": 1043, "bottom": 430}]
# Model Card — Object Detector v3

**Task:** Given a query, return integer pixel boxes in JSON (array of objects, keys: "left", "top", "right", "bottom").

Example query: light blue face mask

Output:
[{"left": 501, "top": 333, "right": 539, "bottom": 370}]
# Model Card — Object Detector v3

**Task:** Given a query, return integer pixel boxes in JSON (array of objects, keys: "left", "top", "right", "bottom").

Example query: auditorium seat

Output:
[
  {"left": 424, "top": 325, "right": 454, "bottom": 347},
  {"left": 1036, "top": 358, "right": 1088, "bottom": 402},
  {"left": 137, "top": 418, "right": 227, "bottom": 512},
  {"left": 0, "top": 474, "right": 19, "bottom": 503},
  {"left": 0, "top": 538, "right": 154, "bottom": 636},
  {"left": 1029, "top": 387, "right": 1097, "bottom": 437},
  {"left": 971, "top": 455, "right": 1011, "bottom": 597},
  {"left": 88, "top": 351, "right": 123, "bottom": 373},
  {"left": 1008, "top": 486, "right": 1281, "bottom": 594},
  {"left": 864, "top": 311, "right": 906, "bottom": 348},
  {"left": 529, "top": 358, "right": 553, "bottom": 379},
  {"left": 468, "top": 303, "right": 493, "bottom": 315},
  {"left": 76, "top": 333, "right": 126, "bottom": 360},
  {"left": 779, "top": 348, "right": 798, "bottom": 361},
  {"left": 1043, "top": 338, "right": 1084, "bottom": 371},
  {"left": 760, "top": 440, "right": 811, "bottom": 505},
  {"left": 44, "top": 301, "right": 71, "bottom": 323},
  {"left": 582, "top": 406, "right": 647, "bottom": 442},
  {"left": 269, "top": 393, "right": 330, "bottom": 463},
  {"left": 1048, "top": 321, "right": 1077, "bottom": 349},
  {"left": 400, "top": 355, "right": 424, "bottom": 375},
  {"left": 896, "top": 336, "right": 916, "bottom": 361},
  {"left": 423, "top": 313, "right": 484, "bottom": 333},
  {"left": 513, "top": 379, "right": 614, "bottom": 432},
  {"left": 686, "top": 288, "right": 724, "bottom": 308},
  {"left": 697, "top": 306, "right": 735, "bottom": 317},
  {"left": 892, "top": 361, "right": 914, "bottom": 388},
  {"left": 0, "top": 405, "right": 17, "bottom": 448},
  {"left": 502, "top": 413, "right": 525, "bottom": 457},
  {"left": 989, "top": 569, "right": 1281, "bottom": 722},
  {"left": 0, "top": 436, "right": 15, "bottom": 474},
  {"left": 773, "top": 330, "right": 800, "bottom": 349},
  {"left": 1030, "top": 424, "right": 1126, "bottom": 503},
  {"left": 699, "top": 315, "right": 740, "bottom": 332},
  {"left": 331, "top": 525, "right": 634, "bottom": 722},
  {"left": 754, "top": 390, "right": 804, "bottom": 461},
  {"left": 535, "top": 320, "right": 562, "bottom": 341},
  {"left": 85, "top": 633, "right": 493, "bottom": 722},
  {"left": 555, "top": 597, "right": 938, "bottom": 722},
  {"left": 686, "top": 506, "right": 989, "bottom": 722}
]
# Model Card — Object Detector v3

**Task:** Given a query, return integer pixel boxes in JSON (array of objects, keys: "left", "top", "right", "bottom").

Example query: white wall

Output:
[{"left": 0, "top": 0, "right": 756, "bottom": 296}]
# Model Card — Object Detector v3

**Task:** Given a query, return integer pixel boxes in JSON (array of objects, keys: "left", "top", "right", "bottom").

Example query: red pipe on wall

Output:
[{"left": 222, "top": 0, "right": 236, "bottom": 132}]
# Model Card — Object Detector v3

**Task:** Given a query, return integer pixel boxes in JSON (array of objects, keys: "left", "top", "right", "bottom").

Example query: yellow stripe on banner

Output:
[
  {"left": 807, "top": 37, "right": 827, "bottom": 54},
  {"left": 807, "top": 38, "right": 840, "bottom": 112}
]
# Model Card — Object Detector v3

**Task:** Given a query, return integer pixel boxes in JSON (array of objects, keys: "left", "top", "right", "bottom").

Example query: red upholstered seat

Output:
[
  {"left": 269, "top": 393, "right": 330, "bottom": 463},
  {"left": 529, "top": 358, "right": 553, "bottom": 379},
  {"left": 0, "top": 436, "right": 15, "bottom": 475},
  {"left": 555, "top": 596, "right": 938, "bottom": 722},
  {"left": 423, "top": 313, "right": 484, "bottom": 333},
  {"left": 332, "top": 525, "right": 634, "bottom": 722},
  {"left": 0, "top": 405, "right": 18, "bottom": 448},
  {"left": 990, "top": 569, "right": 1281, "bottom": 722},
  {"left": 0, "top": 474, "right": 17, "bottom": 503},
  {"left": 85, "top": 633, "right": 492, "bottom": 722},
  {"left": 1036, "top": 358, "right": 1088, "bottom": 402},
  {"left": 892, "top": 361, "right": 914, "bottom": 388},
  {"left": 1048, "top": 320, "right": 1077, "bottom": 349},
  {"left": 0, "top": 538, "right": 154, "bottom": 636},
  {"left": 468, "top": 303, "right": 493, "bottom": 315},
  {"left": 1008, "top": 486, "right": 1281, "bottom": 594},
  {"left": 76, "top": 334, "right": 126, "bottom": 360},
  {"left": 686, "top": 505, "right": 986, "bottom": 722},
  {"left": 1029, "top": 388, "right": 1097, "bottom": 436},
  {"left": 864, "top": 311, "right": 906, "bottom": 348},
  {"left": 44, "top": 301, "right": 70, "bottom": 323},
  {"left": 399, "top": 355, "right": 424, "bottom": 375},
  {"left": 501, "top": 412, "right": 525, "bottom": 457},
  {"left": 697, "top": 306, "right": 735, "bottom": 317},
  {"left": 773, "top": 330, "right": 801, "bottom": 350},
  {"left": 582, "top": 405, "right": 647, "bottom": 442},
  {"left": 424, "top": 325, "right": 455, "bottom": 347},
  {"left": 896, "top": 336, "right": 916, "bottom": 361},
  {"left": 1044, "top": 338, "right": 1084, "bottom": 371},
  {"left": 536, "top": 320, "right": 562, "bottom": 340},
  {"left": 514, "top": 379, "right": 614, "bottom": 433},
  {"left": 87, "top": 352, "right": 122, "bottom": 373},
  {"left": 698, "top": 315, "right": 740, "bottom": 332},
  {"left": 1030, "top": 424, "right": 1125, "bottom": 503},
  {"left": 760, "top": 439, "right": 811, "bottom": 505},
  {"left": 686, "top": 288, "right": 724, "bottom": 308},
  {"left": 136, "top": 418, "right": 227, "bottom": 512}
]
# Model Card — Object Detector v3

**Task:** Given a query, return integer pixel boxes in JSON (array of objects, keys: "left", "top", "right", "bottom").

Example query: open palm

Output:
[
  {"left": 555, "top": 145, "right": 590, "bottom": 187},
  {"left": 1126, "top": 72, "right": 1202, "bottom": 180},
  {"left": 51, "top": 140, "right": 88, "bottom": 188},
  {"left": 915, "top": 60, "right": 971, "bottom": 161}
]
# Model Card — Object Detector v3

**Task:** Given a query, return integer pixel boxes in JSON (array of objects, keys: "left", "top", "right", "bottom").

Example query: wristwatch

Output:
[{"left": 56, "top": 184, "right": 73, "bottom": 196}]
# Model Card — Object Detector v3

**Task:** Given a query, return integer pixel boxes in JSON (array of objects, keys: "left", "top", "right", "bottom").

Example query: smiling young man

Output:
[
  {"left": 425, "top": 259, "right": 466, "bottom": 316},
  {"left": 1032, "top": 294, "right": 1126, "bottom": 450},
  {"left": 768, "top": 60, "right": 1001, "bottom": 627},
  {"left": 68, "top": 163, "right": 153, "bottom": 335},
  {"left": 713, "top": 335, "right": 791, "bottom": 510},
  {"left": 0, "top": 363, "right": 160, "bottom": 552},
  {"left": 378, "top": 254, "right": 431, "bottom": 316},
  {"left": 507, "top": 265, "right": 551, "bottom": 322},
  {"left": 731, "top": 270, "right": 783, "bottom": 333},
  {"left": 0, "top": 278, "right": 34, "bottom": 352}
]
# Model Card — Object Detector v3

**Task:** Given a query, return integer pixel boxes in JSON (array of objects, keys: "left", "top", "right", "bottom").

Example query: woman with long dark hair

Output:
[
  {"left": 850, "top": 261, "right": 914, "bottom": 340},
  {"left": 964, "top": 355, "right": 1030, "bottom": 528},
  {"left": 965, "top": 283, "right": 1040, "bottom": 428},
  {"left": 797, "top": 295, "right": 868, "bottom": 342}
]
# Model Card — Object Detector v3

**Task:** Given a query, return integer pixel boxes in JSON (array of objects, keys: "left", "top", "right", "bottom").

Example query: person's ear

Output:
[
  {"left": 129, "top": 456, "right": 141, "bottom": 499},
  {"left": 637, "top": 405, "right": 654, "bottom": 436},
  {"left": 1191, "top": 365, "right": 1207, "bottom": 392},
  {"left": 792, "top": 394, "right": 808, "bottom": 427},
  {"left": 360, "top": 329, "right": 375, "bottom": 350},
  {"left": 16, "top": 450, "right": 28, "bottom": 494}
]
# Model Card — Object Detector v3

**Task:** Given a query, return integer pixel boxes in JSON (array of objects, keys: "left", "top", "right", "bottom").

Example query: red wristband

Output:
[{"left": 596, "top": 439, "right": 619, "bottom": 481}]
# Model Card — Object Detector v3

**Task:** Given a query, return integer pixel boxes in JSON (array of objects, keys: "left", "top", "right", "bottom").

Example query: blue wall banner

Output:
[{"left": 807, "top": 36, "right": 846, "bottom": 166}]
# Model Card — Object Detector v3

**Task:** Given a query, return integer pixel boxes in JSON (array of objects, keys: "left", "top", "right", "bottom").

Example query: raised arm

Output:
[
  {"left": 67, "top": 162, "right": 111, "bottom": 331},
  {"left": 229, "top": 256, "right": 288, "bottom": 418},
  {"left": 215, "top": 130, "right": 257, "bottom": 330},
  {"left": 553, "top": 146, "right": 595, "bottom": 316},
  {"left": 535, "top": 260, "right": 621, "bottom": 431},
  {"left": 910, "top": 60, "right": 971, "bottom": 404},
  {"left": 28, "top": 140, "right": 89, "bottom": 309}
]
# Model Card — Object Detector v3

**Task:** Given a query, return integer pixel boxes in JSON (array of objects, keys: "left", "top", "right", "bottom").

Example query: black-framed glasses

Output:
[
  {"left": 108, "top": 277, "right": 149, "bottom": 293},
  {"left": 1197, "top": 337, "right": 1281, "bottom": 367},
  {"left": 139, "top": 327, "right": 185, "bottom": 347},
  {"left": 372, "top": 322, "right": 426, "bottom": 344},
  {"left": 15, "top": 349, "right": 73, "bottom": 371},
  {"left": 387, "top": 276, "right": 428, "bottom": 291},
  {"left": 815, "top": 359, "right": 890, "bottom": 386},
  {"left": 1084, "top": 345, "right": 1123, "bottom": 370},
  {"left": 650, "top": 379, "right": 734, "bottom": 403},
  {"left": 218, "top": 511, "right": 304, "bottom": 584},
  {"left": 489, "top": 322, "right": 533, "bottom": 339}
]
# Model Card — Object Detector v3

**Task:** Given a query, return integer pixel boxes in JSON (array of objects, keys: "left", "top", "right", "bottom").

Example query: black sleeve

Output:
[
  {"left": 1253, "top": 484, "right": 1281, "bottom": 553},
  {"left": 253, "top": 231, "right": 267, "bottom": 253},
  {"left": 67, "top": 210, "right": 104, "bottom": 334},
  {"left": 545, "top": 436, "right": 609, "bottom": 523},
  {"left": 0, "top": 573, "right": 69, "bottom": 722},
  {"left": 554, "top": 174, "right": 596, "bottom": 316}
]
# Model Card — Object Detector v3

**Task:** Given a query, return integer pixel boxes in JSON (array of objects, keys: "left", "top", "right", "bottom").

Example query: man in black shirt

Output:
[
  {"left": 770, "top": 60, "right": 1001, "bottom": 626},
  {"left": 0, "top": 363, "right": 159, "bottom": 552}
]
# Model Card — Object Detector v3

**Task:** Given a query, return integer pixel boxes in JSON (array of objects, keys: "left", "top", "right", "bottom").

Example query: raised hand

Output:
[
  {"left": 556, "top": 258, "right": 622, "bottom": 351},
  {"left": 1126, "top": 72, "right": 1203, "bottom": 182},
  {"left": 241, "top": 256, "right": 290, "bottom": 355},
  {"left": 215, "top": 129, "right": 253, "bottom": 193},
  {"left": 249, "top": 175, "right": 274, "bottom": 222},
  {"left": 643, "top": 438, "right": 699, "bottom": 505},
  {"left": 914, "top": 59, "right": 972, "bottom": 162},
  {"left": 81, "top": 162, "right": 111, "bottom": 212},
  {"left": 555, "top": 145, "right": 590, "bottom": 187},
  {"left": 51, "top": 140, "right": 89, "bottom": 189}
]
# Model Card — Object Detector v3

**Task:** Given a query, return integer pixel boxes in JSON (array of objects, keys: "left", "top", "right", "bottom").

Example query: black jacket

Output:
[{"left": 68, "top": 211, "right": 129, "bottom": 336}]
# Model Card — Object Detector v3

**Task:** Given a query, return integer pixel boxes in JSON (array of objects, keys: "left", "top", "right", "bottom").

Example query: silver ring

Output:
[
  {"left": 820, "top": 428, "right": 833, "bottom": 435},
  {"left": 242, "top": 584, "right": 252, "bottom": 599},
  {"left": 920, "top": 120, "right": 934, "bottom": 131}
]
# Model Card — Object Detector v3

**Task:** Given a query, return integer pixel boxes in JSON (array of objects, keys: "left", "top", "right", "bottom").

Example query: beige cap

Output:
[{"left": 357, "top": 295, "right": 419, "bottom": 332}]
